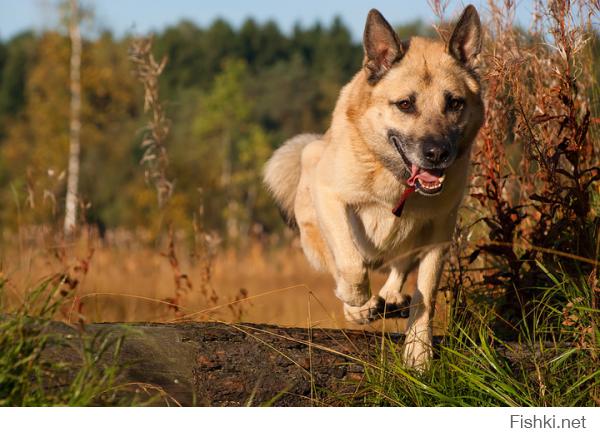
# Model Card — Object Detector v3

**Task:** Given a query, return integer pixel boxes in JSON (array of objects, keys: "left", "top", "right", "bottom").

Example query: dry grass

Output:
[{"left": 1, "top": 227, "right": 451, "bottom": 333}]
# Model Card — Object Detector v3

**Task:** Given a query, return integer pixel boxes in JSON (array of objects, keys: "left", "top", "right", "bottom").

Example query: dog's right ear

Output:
[
  {"left": 448, "top": 5, "right": 481, "bottom": 68},
  {"left": 363, "top": 9, "right": 403, "bottom": 85}
]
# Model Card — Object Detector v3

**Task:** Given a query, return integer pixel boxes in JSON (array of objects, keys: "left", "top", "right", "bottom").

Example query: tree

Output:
[
  {"left": 63, "top": 0, "right": 82, "bottom": 235},
  {"left": 188, "top": 59, "right": 270, "bottom": 241},
  {"left": 0, "top": 32, "right": 70, "bottom": 228},
  {"left": 0, "top": 32, "right": 35, "bottom": 139}
]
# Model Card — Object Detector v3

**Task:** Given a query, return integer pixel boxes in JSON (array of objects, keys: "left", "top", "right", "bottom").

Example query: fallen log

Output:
[{"left": 43, "top": 321, "right": 408, "bottom": 406}]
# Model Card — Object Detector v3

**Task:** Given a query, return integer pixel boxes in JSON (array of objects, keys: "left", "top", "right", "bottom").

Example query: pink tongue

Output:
[{"left": 407, "top": 164, "right": 443, "bottom": 186}]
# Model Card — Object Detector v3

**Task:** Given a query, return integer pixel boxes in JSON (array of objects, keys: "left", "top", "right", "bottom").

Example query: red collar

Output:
[{"left": 392, "top": 186, "right": 415, "bottom": 217}]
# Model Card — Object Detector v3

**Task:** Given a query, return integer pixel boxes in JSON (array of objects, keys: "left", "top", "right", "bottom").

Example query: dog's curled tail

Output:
[{"left": 263, "top": 133, "right": 321, "bottom": 225}]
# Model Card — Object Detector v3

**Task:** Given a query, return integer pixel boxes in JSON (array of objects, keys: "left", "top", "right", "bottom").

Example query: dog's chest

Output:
[{"left": 349, "top": 203, "right": 425, "bottom": 262}]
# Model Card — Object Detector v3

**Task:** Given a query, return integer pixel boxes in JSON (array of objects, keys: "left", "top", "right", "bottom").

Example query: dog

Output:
[{"left": 263, "top": 5, "right": 484, "bottom": 369}]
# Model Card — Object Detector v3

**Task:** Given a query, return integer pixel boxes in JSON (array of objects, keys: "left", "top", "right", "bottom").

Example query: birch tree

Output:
[{"left": 63, "top": 0, "right": 81, "bottom": 235}]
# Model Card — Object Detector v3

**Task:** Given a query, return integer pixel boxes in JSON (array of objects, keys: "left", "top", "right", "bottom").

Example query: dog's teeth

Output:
[{"left": 439, "top": 175, "right": 445, "bottom": 183}]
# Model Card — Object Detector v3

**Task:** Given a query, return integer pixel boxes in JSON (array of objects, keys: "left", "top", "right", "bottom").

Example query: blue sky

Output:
[{"left": 0, "top": 0, "right": 535, "bottom": 41}]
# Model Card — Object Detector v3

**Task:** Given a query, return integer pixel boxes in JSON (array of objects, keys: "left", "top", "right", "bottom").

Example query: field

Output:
[
  {"left": 0, "top": 0, "right": 599, "bottom": 407},
  {"left": 1, "top": 228, "right": 423, "bottom": 332}
]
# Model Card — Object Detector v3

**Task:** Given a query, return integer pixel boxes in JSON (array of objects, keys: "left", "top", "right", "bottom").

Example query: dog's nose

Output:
[{"left": 423, "top": 144, "right": 450, "bottom": 165}]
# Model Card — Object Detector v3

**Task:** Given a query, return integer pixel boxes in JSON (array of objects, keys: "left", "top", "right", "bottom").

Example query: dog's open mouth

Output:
[
  {"left": 389, "top": 134, "right": 446, "bottom": 196},
  {"left": 407, "top": 164, "right": 445, "bottom": 195}
]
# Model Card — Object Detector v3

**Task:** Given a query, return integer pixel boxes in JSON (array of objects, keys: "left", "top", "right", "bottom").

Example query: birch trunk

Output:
[{"left": 64, "top": 0, "right": 81, "bottom": 235}]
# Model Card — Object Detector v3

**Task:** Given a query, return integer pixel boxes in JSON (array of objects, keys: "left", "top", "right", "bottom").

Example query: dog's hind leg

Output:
[
  {"left": 378, "top": 261, "right": 414, "bottom": 318},
  {"left": 346, "top": 260, "right": 415, "bottom": 323}
]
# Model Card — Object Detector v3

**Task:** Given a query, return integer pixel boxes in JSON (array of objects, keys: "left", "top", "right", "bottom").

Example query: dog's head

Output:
[{"left": 353, "top": 5, "right": 484, "bottom": 195}]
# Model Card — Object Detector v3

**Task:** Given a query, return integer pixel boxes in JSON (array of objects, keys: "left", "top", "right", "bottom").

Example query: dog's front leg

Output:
[
  {"left": 314, "top": 189, "right": 382, "bottom": 322},
  {"left": 403, "top": 246, "right": 446, "bottom": 370}
]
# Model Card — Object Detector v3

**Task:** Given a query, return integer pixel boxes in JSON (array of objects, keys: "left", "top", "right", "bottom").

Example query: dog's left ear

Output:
[
  {"left": 363, "top": 9, "right": 404, "bottom": 84},
  {"left": 448, "top": 5, "right": 481, "bottom": 68}
]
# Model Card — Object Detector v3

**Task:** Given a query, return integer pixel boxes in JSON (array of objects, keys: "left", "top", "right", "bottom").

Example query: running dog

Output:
[{"left": 264, "top": 5, "right": 484, "bottom": 369}]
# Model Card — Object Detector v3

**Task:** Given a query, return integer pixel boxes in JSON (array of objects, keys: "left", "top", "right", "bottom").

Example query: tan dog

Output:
[{"left": 264, "top": 5, "right": 484, "bottom": 369}]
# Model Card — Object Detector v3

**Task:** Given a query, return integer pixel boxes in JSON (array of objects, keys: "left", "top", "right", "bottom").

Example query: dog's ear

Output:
[
  {"left": 363, "top": 9, "right": 404, "bottom": 84},
  {"left": 448, "top": 5, "right": 482, "bottom": 68}
]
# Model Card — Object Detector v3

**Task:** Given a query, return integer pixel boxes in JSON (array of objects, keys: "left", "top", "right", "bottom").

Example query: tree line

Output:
[{"left": 0, "top": 15, "right": 434, "bottom": 242}]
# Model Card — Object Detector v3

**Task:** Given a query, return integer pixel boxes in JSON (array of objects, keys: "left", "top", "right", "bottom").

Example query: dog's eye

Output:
[
  {"left": 447, "top": 97, "right": 465, "bottom": 112},
  {"left": 395, "top": 99, "right": 414, "bottom": 113}
]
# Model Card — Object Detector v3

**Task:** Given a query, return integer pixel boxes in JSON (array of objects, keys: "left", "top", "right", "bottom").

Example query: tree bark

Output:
[{"left": 43, "top": 321, "right": 407, "bottom": 406}]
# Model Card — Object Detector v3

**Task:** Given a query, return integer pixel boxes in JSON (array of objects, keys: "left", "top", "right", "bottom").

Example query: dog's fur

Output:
[{"left": 264, "top": 6, "right": 484, "bottom": 369}]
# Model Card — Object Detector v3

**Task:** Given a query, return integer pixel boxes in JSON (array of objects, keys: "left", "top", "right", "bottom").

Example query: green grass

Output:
[
  {"left": 357, "top": 266, "right": 600, "bottom": 407},
  {"left": 0, "top": 278, "right": 140, "bottom": 406}
]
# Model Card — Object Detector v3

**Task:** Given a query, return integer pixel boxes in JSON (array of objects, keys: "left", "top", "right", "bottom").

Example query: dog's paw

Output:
[
  {"left": 343, "top": 296, "right": 385, "bottom": 324},
  {"left": 403, "top": 335, "right": 433, "bottom": 371},
  {"left": 380, "top": 294, "right": 412, "bottom": 319}
]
